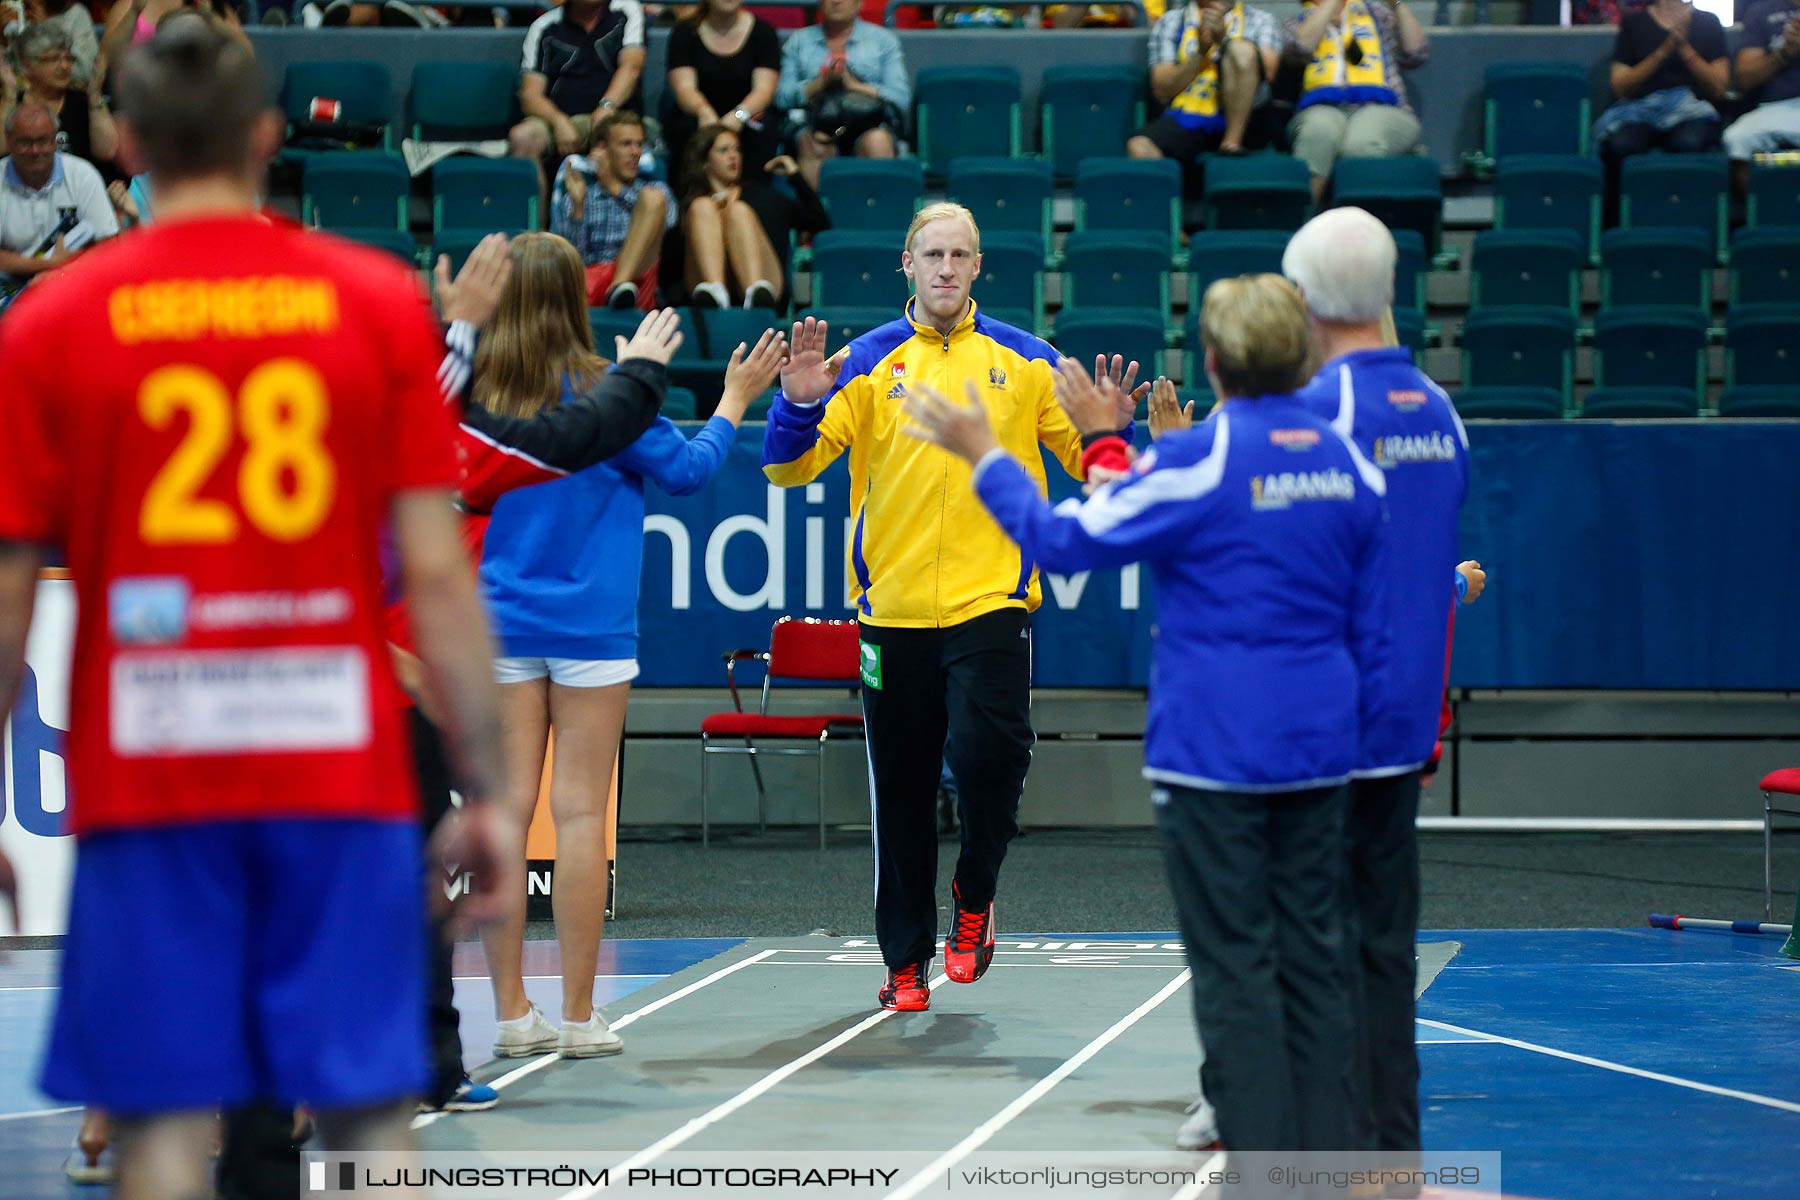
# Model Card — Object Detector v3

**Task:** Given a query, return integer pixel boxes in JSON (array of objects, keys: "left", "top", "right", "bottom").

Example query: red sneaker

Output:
[
  {"left": 944, "top": 884, "right": 996, "bottom": 984},
  {"left": 878, "top": 962, "right": 930, "bottom": 1011}
]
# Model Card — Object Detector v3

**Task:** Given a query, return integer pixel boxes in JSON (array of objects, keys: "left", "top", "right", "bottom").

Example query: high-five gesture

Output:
[
  {"left": 779, "top": 316, "right": 851, "bottom": 405},
  {"left": 1148, "top": 377, "right": 1195, "bottom": 441},
  {"left": 614, "top": 308, "right": 685, "bottom": 365},
  {"left": 1093, "top": 353, "right": 1152, "bottom": 428},
  {"left": 1053, "top": 356, "right": 1131, "bottom": 438},
  {"left": 715, "top": 328, "right": 790, "bottom": 425},
  {"left": 434, "top": 232, "right": 512, "bottom": 329}
]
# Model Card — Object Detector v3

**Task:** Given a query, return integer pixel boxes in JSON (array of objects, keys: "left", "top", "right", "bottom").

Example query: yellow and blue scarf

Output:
[
  {"left": 1169, "top": 3, "right": 1246, "bottom": 131},
  {"left": 1298, "top": 0, "right": 1399, "bottom": 110}
]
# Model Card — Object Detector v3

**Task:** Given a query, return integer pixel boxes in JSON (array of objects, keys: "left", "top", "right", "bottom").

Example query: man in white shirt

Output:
[{"left": 0, "top": 103, "right": 116, "bottom": 301}]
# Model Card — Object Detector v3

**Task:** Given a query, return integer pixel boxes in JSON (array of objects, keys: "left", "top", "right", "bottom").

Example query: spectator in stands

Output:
[
  {"left": 1127, "top": 0, "right": 1283, "bottom": 178},
  {"left": 1594, "top": 0, "right": 1726, "bottom": 218},
  {"left": 1283, "top": 0, "right": 1429, "bottom": 205},
  {"left": 553, "top": 110, "right": 674, "bottom": 311},
  {"left": 776, "top": 0, "right": 910, "bottom": 189},
  {"left": 1723, "top": 0, "right": 1800, "bottom": 194},
  {"left": 511, "top": 0, "right": 647, "bottom": 208},
  {"left": 475, "top": 232, "right": 784, "bottom": 1065},
  {"left": 681, "top": 122, "right": 827, "bottom": 309},
  {"left": 101, "top": 0, "right": 249, "bottom": 75},
  {"left": 0, "top": 24, "right": 116, "bottom": 171},
  {"left": 16, "top": 0, "right": 98, "bottom": 88},
  {"left": 106, "top": 174, "right": 152, "bottom": 227},
  {"left": 664, "top": 0, "right": 782, "bottom": 187},
  {"left": 0, "top": 102, "right": 116, "bottom": 303}
]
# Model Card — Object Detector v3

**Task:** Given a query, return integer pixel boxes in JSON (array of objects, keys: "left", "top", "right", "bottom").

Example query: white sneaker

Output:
[
  {"left": 1176, "top": 1096, "right": 1220, "bottom": 1150},
  {"left": 690, "top": 281, "right": 730, "bottom": 309},
  {"left": 742, "top": 279, "right": 778, "bottom": 309},
  {"left": 491, "top": 1003, "right": 558, "bottom": 1057},
  {"left": 558, "top": 1007, "right": 624, "bottom": 1058},
  {"left": 63, "top": 1140, "right": 113, "bottom": 1185}
]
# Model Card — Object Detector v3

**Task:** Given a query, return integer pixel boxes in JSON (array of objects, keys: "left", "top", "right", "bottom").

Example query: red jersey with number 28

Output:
[{"left": 0, "top": 216, "right": 459, "bottom": 836}]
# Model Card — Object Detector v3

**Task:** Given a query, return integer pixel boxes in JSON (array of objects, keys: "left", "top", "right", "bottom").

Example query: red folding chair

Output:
[
  {"left": 1762, "top": 769, "right": 1800, "bottom": 919},
  {"left": 700, "top": 617, "right": 865, "bottom": 848}
]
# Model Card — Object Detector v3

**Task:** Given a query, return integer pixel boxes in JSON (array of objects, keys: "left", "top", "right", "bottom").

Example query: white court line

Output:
[
  {"left": 0, "top": 1105, "right": 82, "bottom": 1123},
  {"left": 883, "top": 969, "right": 1193, "bottom": 1200},
  {"left": 415, "top": 949, "right": 779, "bottom": 1130},
  {"left": 1416, "top": 1017, "right": 1800, "bottom": 1114},
  {"left": 1415, "top": 1038, "right": 1498, "bottom": 1045},
  {"left": 1167, "top": 1150, "right": 1229, "bottom": 1200},
  {"left": 562, "top": 972, "right": 954, "bottom": 1199},
  {"left": 763, "top": 948, "right": 1190, "bottom": 957},
  {"left": 449, "top": 974, "right": 665, "bottom": 982}
]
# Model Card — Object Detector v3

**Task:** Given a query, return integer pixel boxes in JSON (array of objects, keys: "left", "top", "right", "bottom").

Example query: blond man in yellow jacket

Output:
[{"left": 763, "top": 202, "right": 1136, "bottom": 1012}]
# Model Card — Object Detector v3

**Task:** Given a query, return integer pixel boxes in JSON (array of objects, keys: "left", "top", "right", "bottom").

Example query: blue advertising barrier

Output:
[{"left": 638, "top": 421, "right": 1800, "bottom": 690}]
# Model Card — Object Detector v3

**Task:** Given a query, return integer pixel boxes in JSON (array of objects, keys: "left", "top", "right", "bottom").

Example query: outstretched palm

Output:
[{"left": 779, "top": 316, "right": 849, "bottom": 404}]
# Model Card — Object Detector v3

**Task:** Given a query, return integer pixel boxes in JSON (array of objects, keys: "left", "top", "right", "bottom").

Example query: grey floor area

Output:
[{"left": 548, "top": 830, "right": 1796, "bottom": 942}]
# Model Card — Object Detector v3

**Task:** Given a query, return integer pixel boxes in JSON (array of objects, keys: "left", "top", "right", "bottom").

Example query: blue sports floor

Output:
[{"left": 2, "top": 928, "right": 1796, "bottom": 1199}]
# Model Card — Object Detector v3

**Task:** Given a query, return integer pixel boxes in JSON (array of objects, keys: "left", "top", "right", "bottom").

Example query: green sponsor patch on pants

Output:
[{"left": 859, "top": 641, "right": 882, "bottom": 690}]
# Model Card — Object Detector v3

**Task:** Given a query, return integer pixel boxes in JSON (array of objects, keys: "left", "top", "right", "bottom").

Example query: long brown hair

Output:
[
  {"left": 472, "top": 232, "right": 608, "bottom": 420},
  {"left": 681, "top": 123, "right": 738, "bottom": 202}
]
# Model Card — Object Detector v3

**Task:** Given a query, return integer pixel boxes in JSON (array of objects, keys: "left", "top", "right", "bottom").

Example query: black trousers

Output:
[
  {"left": 215, "top": 709, "right": 466, "bottom": 1200},
  {"left": 1154, "top": 783, "right": 1353, "bottom": 1155},
  {"left": 1343, "top": 772, "right": 1424, "bottom": 1162},
  {"left": 859, "top": 609, "right": 1034, "bottom": 969}
]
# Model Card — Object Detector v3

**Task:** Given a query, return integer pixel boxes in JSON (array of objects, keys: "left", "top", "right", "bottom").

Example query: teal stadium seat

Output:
[
  {"left": 432, "top": 157, "right": 539, "bottom": 233},
  {"left": 1054, "top": 308, "right": 1165, "bottom": 379},
  {"left": 1718, "top": 387, "right": 1800, "bottom": 417},
  {"left": 1062, "top": 232, "right": 1170, "bottom": 312},
  {"left": 1621, "top": 153, "right": 1729, "bottom": 259},
  {"left": 1470, "top": 229, "right": 1582, "bottom": 311},
  {"left": 1725, "top": 304, "right": 1800, "bottom": 388},
  {"left": 1591, "top": 307, "right": 1706, "bottom": 402},
  {"left": 1452, "top": 387, "right": 1565, "bottom": 419},
  {"left": 1729, "top": 227, "right": 1800, "bottom": 306},
  {"left": 1460, "top": 306, "right": 1577, "bottom": 409},
  {"left": 1041, "top": 66, "right": 1144, "bottom": 180},
  {"left": 1494, "top": 154, "right": 1603, "bottom": 263},
  {"left": 301, "top": 152, "right": 408, "bottom": 231},
  {"left": 1600, "top": 227, "right": 1712, "bottom": 309},
  {"left": 341, "top": 227, "right": 419, "bottom": 264},
  {"left": 970, "top": 233, "right": 1045, "bottom": 327},
  {"left": 696, "top": 308, "right": 786, "bottom": 358},
  {"left": 1186, "top": 231, "right": 1289, "bottom": 309},
  {"left": 433, "top": 229, "right": 487, "bottom": 275},
  {"left": 913, "top": 67, "right": 1021, "bottom": 179},
  {"left": 1075, "top": 158, "right": 1181, "bottom": 257},
  {"left": 662, "top": 387, "right": 699, "bottom": 421},
  {"left": 283, "top": 61, "right": 394, "bottom": 151},
  {"left": 1579, "top": 387, "right": 1699, "bottom": 419},
  {"left": 1202, "top": 153, "right": 1311, "bottom": 232},
  {"left": 809, "top": 231, "right": 910, "bottom": 309},
  {"left": 1748, "top": 163, "right": 1800, "bottom": 227},
  {"left": 408, "top": 62, "right": 519, "bottom": 141},
  {"left": 1332, "top": 156, "right": 1443, "bottom": 256},
  {"left": 1392, "top": 229, "right": 1428, "bottom": 312},
  {"left": 1483, "top": 63, "right": 1590, "bottom": 164},
  {"left": 817, "top": 159, "right": 923, "bottom": 233},
  {"left": 947, "top": 158, "right": 1052, "bottom": 248}
]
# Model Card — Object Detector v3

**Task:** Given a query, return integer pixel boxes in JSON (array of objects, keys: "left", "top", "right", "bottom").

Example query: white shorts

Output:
[{"left": 492, "top": 657, "right": 640, "bottom": 688}]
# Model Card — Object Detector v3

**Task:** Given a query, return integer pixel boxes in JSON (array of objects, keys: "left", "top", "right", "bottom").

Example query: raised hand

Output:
[
  {"left": 715, "top": 327, "right": 790, "bottom": 424},
  {"left": 1148, "top": 377, "right": 1195, "bottom": 441},
  {"left": 434, "top": 232, "right": 512, "bottom": 329},
  {"left": 615, "top": 308, "right": 685, "bottom": 366},
  {"left": 1092, "top": 353, "right": 1150, "bottom": 428},
  {"left": 778, "top": 315, "right": 850, "bottom": 405},
  {"left": 1054, "top": 356, "right": 1129, "bottom": 438},
  {"left": 902, "top": 380, "right": 1001, "bottom": 464}
]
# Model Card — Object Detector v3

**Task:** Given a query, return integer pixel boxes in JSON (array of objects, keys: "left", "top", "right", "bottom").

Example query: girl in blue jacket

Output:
[{"left": 474, "top": 233, "right": 785, "bottom": 1060}]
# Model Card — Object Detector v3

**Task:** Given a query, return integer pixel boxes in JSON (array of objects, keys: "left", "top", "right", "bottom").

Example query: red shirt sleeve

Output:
[
  {"left": 377, "top": 272, "right": 461, "bottom": 499},
  {"left": 0, "top": 306, "right": 65, "bottom": 544}
]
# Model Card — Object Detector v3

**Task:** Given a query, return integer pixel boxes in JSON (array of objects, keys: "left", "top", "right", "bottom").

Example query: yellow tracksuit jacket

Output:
[{"left": 762, "top": 301, "right": 1089, "bottom": 628}]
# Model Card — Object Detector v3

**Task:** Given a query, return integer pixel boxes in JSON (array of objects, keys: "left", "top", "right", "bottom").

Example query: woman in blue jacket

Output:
[
  {"left": 474, "top": 233, "right": 785, "bottom": 1061},
  {"left": 903, "top": 274, "right": 1392, "bottom": 1161}
]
